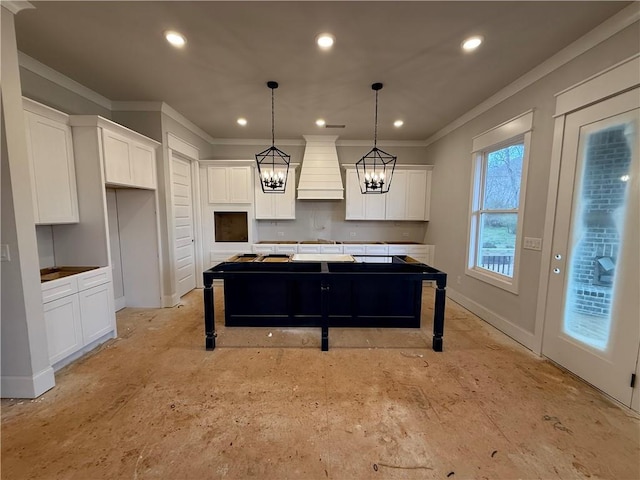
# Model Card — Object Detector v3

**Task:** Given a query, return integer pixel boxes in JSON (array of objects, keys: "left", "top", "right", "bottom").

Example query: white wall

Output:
[
  {"left": 35, "top": 226, "right": 55, "bottom": 268},
  {"left": 424, "top": 23, "right": 640, "bottom": 350},
  {"left": 1, "top": 6, "right": 55, "bottom": 398}
]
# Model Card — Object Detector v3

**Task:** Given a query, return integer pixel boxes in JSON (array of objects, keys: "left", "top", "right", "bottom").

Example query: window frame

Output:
[{"left": 466, "top": 110, "right": 533, "bottom": 294}]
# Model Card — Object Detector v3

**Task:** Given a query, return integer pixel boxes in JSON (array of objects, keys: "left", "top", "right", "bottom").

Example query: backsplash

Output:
[
  {"left": 36, "top": 225, "right": 56, "bottom": 269},
  {"left": 255, "top": 200, "right": 428, "bottom": 243}
]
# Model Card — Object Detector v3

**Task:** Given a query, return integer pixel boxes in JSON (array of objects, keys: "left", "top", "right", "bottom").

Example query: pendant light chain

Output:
[
  {"left": 271, "top": 86, "right": 275, "bottom": 147},
  {"left": 373, "top": 88, "right": 379, "bottom": 148}
]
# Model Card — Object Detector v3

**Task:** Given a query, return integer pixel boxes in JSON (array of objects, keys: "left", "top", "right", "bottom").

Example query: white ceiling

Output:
[{"left": 14, "top": 1, "right": 632, "bottom": 142}]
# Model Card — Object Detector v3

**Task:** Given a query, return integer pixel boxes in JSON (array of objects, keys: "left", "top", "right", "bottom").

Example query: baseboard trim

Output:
[
  {"left": 162, "top": 293, "right": 180, "bottom": 308},
  {"left": 114, "top": 296, "right": 126, "bottom": 312},
  {"left": 447, "top": 287, "right": 537, "bottom": 352},
  {"left": 1, "top": 366, "right": 55, "bottom": 399}
]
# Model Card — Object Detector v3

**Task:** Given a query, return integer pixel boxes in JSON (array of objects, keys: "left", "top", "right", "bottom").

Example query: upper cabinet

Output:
[
  {"left": 345, "top": 169, "right": 386, "bottom": 220},
  {"left": 23, "top": 98, "right": 79, "bottom": 224},
  {"left": 255, "top": 167, "right": 296, "bottom": 219},
  {"left": 345, "top": 166, "right": 432, "bottom": 221},
  {"left": 207, "top": 166, "right": 252, "bottom": 204},
  {"left": 102, "top": 127, "right": 157, "bottom": 189},
  {"left": 385, "top": 169, "right": 432, "bottom": 221}
]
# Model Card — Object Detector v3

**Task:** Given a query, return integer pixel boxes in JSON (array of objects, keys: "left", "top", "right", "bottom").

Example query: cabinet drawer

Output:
[
  {"left": 77, "top": 267, "right": 110, "bottom": 290},
  {"left": 364, "top": 245, "right": 388, "bottom": 255},
  {"left": 275, "top": 244, "right": 298, "bottom": 254},
  {"left": 298, "top": 245, "right": 322, "bottom": 254},
  {"left": 343, "top": 245, "right": 366, "bottom": 255},
  {"left": 387, "top": 245, "right": 409, "bottom": 255},
  {"left": 320, "top": 245, "right": 343, "bottom": 254},
  {"left": 42, "top": 276, "right": 78, "bottom": 303},
  {"left": 252, "top": 244, "right": 276, "bottom": 254}
]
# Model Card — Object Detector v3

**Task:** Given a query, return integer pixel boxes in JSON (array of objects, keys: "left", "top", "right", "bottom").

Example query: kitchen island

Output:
[{"left": 203, "top": 254, "right": 447, "bottom": 351}]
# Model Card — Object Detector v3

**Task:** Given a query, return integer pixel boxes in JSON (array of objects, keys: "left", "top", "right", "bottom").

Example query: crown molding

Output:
[
  {"left": 18, "top": 52, "right": 113, "bottom": 110},
  {"left": 337, "top": 140, "right": 427, "bottom": 148},
  {"left": 112, "top": 101, "right": 217, "bottom": 144},
  {"left": 1, "top": 0, "right": 34, "bottom": 14},
  {"left": 424, "top": 3, "right": 640, "bottom": 147}
]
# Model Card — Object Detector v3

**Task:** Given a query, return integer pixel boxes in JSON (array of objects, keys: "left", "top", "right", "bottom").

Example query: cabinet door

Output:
[
  {"left": 25, "top": 112, "right": 79, "bottom": 224},
  {"left": 229, "top": 167, "right": 252, "bottom": 203},
  {"left": 345, "top": 170, "right": 365, "bottom": 220},
  {"left": 385, "top": 170, "right": 407, "bottom": 220},
  {"left": 254, "top": 174, "right": 275, "bottom": 219},
  {"left": 131, "top": 142, "right": 156, "bottom": 189},
  {"left": 102, "top": 129, "right": 132, "bottom": 185},
  {"left": 274, "top": 169, "right": 296, "bottom": 219},
  {"left": 207, "top": 166, "right": 229, "bottom": 203},
  {"left": 406, "top": 170, "right": 427, "bottom": 220},
  {"left": 43, "top": 295, "right": 83, "bottom": 364},
  {"left": 79, "top": 283, "right": 115, "bottom": 344},
  {"left": 365, "top": 194, "right": 386, "bottom": 220}
]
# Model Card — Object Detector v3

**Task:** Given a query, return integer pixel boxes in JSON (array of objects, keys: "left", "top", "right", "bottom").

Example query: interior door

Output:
[
  {"left": 543, "top": 89, "right": 639, "bottom": 408},
  {"left": 172, "top": 154, "right": 196, "bottom": 298}
]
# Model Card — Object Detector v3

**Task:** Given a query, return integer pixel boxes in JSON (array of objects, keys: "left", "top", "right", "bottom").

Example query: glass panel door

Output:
[{"left": 543, "top": 89, "right": 639, "bottom": 408}]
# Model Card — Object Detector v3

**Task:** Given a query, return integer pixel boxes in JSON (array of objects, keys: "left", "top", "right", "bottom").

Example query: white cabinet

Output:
[
  {"left": 207, "top": 166, "right": 252, "bottom": 204},
  {"left": 79, "top": 283, "right": 115, "bottom": 344},
  {"left": 252, "top": 243, "right": 276, "bottom": 254},
  {"left": 42, "top": 267, "right": 116, "bottom": 369},
  {"left": 255, "top": 169, "right": 296, "bottom": 219},
  {"left": 43, "top": 295, "right": 83, "bottom": 364},
  {"left": 345, "top": 167, "right": 432, "bottom": 221},
  {"left": 276, "top": 244, "right": 298, "bottom": 254},
  {"left": 298, "top": 244, "right": 321, "bottom": 254},
  {"left": 386, "top": 169, "right": 432, "bottom": 221},
  {"left": 345, "top": 169, "right": 386, "bottom": 220},
  {"left": 23, "top": 99, "right": 79, "bottom": 224},
  {"left": 102, "top": 128, "right": 157, "bottom": 189},
  {"left": 252, "top": 243, "right": 298, "bottom": 254}
]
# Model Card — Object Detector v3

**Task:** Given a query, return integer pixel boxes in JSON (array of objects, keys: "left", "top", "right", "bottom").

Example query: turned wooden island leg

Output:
[
  {"left": 433, "top": 276, "right": 447, "bottom": 352},
  {"left": 204, "top": 279, "right": 216, "bottom": 350}
]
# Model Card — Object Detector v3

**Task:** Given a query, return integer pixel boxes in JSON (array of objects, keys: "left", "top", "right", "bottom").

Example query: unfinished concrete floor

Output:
[{"left": 2, "top": 286, "right": 639, "bottom": 479}]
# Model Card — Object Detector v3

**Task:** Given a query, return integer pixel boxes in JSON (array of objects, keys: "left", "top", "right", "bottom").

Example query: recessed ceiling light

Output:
[
  {"left": 462, "top": 35, "right": 483, "bottom": 52},
  {"left": 316, "top": 119, "right": 326, "bottom": 127},
  {"left": 393, "top": 120, "right": 404, "bottom": 128},
  {"left": 165, "top": 30, "right": 186, "bottom": 48},
  {"left": 316, "top": 33, "right": 335, "bottom": 50},
  {"left": 237, "top": 118, "right": 247, "bottom": 126}
]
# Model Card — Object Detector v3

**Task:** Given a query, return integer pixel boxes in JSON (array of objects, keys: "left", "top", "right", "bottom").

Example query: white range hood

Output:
[{"left": 297, "top": 135, "right": 344, "bottom": 200}]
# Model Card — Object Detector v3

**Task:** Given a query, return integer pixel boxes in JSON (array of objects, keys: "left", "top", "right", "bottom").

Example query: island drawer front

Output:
[
  {"left": 42, "top": 276, "right": 79, "bottom": 303},
  {"left": 77, "top": 267, "right": 110, "bottom": 290}
]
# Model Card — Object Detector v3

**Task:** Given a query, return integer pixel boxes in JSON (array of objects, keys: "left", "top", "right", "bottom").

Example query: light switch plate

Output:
[
  {"left": 523, "top": 237, "right": 542, "bottom": 251},
  {"left": 0, "top": 244, "right": 10, "bottom": 262}
]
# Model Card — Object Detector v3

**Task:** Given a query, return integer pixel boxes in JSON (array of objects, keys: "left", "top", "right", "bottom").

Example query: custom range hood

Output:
[{"left": 297, "top": 135, "right": 344, "bottom": 200}]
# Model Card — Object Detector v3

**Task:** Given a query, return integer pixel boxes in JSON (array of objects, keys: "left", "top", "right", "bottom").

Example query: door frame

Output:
[
  {"left": 167, "top": 133, "right": 204, "bottom": 295},
  {"left": 533, "top": 54, "right": 640, "bottom": 355}
]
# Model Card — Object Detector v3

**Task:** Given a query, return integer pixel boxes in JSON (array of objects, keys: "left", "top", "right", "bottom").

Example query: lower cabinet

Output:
[
  {"left": 78, "top": 283, "right": 115, "bottom": 344},
  {"left": 42, "top": 267, "right": 116, "bottom": 369},
  {"left": 43, "top": 295, "right": 83, "bottom": 364}
]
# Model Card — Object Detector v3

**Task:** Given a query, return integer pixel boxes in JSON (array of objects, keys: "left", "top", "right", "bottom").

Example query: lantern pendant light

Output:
[
  {"left": 255, "top": 81, "right": 290, "bottom": 193},
  {"left": 355, "top": 82, "right": 396, "bottom": 194}
]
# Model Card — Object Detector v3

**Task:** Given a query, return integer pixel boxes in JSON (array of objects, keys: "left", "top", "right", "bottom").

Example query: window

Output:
[{"left": 467, "top": 111, "right": 532, "bottom": 293}]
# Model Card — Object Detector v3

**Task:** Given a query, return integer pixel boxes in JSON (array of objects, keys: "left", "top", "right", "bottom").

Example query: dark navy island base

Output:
[{"left": 202, "top": 256, "right": 447, "bottom": 352}]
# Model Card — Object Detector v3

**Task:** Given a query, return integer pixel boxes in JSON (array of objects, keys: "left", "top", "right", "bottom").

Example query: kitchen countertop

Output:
[{"left": 40, "top": 266, "right": 99, "bottom": 283}]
